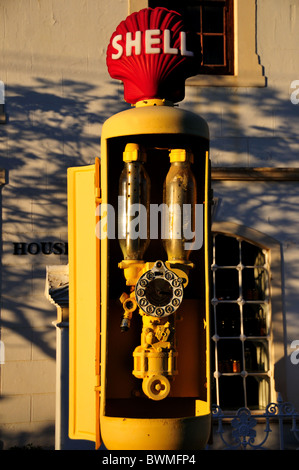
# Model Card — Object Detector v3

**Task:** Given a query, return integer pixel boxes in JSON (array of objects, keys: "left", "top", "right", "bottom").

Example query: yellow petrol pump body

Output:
[{"left": 68, "top": 7, "right": 212, "bottom": 450}]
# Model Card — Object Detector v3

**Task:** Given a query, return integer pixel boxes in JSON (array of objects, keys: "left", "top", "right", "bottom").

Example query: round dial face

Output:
[
  {"left": 145, "top": 278, "right": 173, "bottom": 307},
  {"left": 135, "top": 260, "right": 183, "bottom": 317}
]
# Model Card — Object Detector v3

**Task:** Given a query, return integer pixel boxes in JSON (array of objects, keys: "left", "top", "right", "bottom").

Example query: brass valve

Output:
[
  {"left": 119, "top": 292, "right": 138, "bottom": 332},
  {"left": 133, "top": 314, "right": 177, "bottom": 401}
]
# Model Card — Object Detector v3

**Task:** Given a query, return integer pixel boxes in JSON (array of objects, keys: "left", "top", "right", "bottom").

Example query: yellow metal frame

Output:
[
  {"left": 68, "top": 100, "right": 211, "bottom": 449},
  {"left": 98, "top": 101, "right": 211, "bottom": 450},
  {"left": 204, "top": 149, "right": 211, "bottom": 414},
  {"left": 68, "top": 164, "right": 98, "bottom": 442}
]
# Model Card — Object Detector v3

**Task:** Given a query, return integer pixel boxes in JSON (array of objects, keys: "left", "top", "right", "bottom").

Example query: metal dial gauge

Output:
[{"left": 135, "top": 260, "right": 183, "bottom": 317}]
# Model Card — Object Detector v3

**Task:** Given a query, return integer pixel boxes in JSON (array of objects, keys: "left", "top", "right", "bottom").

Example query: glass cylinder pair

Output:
[{"left": 118, "top": 144, "right": 196, "bottom": 262}]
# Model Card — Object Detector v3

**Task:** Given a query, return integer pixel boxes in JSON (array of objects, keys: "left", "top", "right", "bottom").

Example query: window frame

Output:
[
  {"left": 211, "top": 221, "right": 286, "bottom": 411},
  {"left": 148, "top": 0, "right": 234, "bottom": 76},
  {"left": 128, "top": 0, "right": 265, "bottom": 87},
  {"left": 211, "top": 232, "right": 273, "bottom": 410}
]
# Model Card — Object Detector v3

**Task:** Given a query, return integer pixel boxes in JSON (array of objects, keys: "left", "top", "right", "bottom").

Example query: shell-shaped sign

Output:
[{"left": 106, "top": 7, "right": 199, "bottom": 104}]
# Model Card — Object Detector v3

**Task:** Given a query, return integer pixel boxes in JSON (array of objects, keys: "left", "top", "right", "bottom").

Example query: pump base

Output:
[{"left": 100, "top": 413, "right": 211, "bottom": 450}]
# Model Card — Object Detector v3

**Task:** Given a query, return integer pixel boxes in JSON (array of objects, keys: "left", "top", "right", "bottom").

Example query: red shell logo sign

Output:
[{"left": 106, "top": 7, "right": 199, "bottom": 104}]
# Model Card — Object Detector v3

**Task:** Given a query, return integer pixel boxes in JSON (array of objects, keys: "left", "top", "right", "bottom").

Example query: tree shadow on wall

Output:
[
  {"left": 0, "top": 77, "right": 297, "bottom": 361},
  {"left": 0, "top": 77, "right": 127, "bottom": 362},
  {"left": 0, "top": 73, "right": 298, "bottom": 448},
  {"left": 183, "top": 80, "right": 299, "bottom": 167},
  {"left": 0, "top": 77, "right": 128, "bottom": 448},
  {"left": 182, "top": 78, "right": 299, "bottom": 327},
  {"left": 0, "top": 415, "right": 55, "bottom": 450}
]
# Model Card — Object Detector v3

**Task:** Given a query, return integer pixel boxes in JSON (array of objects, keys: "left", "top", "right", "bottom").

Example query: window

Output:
[
  {"left": 149, "top": 0, "right": 234, "bottom": 75},
  {"left": 133, "top": 0, "right": 265, "bottom": 86},
  {"left": 211, "top": 233, "right": 273, "bottom": 410}
]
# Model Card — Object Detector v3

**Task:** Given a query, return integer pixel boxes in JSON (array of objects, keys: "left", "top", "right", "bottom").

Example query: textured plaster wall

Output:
[
  {"left": 0, "top": 0, "right": 128, "bottom": 449},
  {"left": 182, "top": 0, "right": 299, "bottom": 408},
  {"left": 0, "top": 0, "right": 298, "bottom": 449}
]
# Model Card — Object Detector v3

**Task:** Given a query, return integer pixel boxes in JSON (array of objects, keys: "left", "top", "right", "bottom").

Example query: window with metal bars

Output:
[
  {"left": 211, "top": 233, "right": 273, "bottom": 410},
  {"left": 149, "top": 0, "right": 234, "bottom": 75}
]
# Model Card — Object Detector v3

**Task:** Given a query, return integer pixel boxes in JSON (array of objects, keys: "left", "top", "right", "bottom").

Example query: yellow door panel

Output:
[{"left": 68, "top": 164, "right": 98, "bottom": 442}]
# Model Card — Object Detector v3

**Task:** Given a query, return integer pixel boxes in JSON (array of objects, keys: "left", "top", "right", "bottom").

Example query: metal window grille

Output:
[
  {"left": 211, "top": 234, "right": 273, "bottom": 411},
  {"left": 149, "top": 0, "right": 234, "bottom": 75},
  {"left": 209, "top": 394, "right": 299, "bottom": 450}
]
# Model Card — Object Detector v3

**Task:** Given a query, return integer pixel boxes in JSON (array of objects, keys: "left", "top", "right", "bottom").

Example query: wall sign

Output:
[
  {"left": 106, "top": 7, "right": 199, "bottom": 104},
  {"left": 13, "top": 242, "right": 68, "bottom": 255}
]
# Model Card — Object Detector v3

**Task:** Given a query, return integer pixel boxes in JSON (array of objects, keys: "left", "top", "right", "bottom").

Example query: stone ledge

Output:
[{"left": 45, "top": 265, "right": 69, "bottom": 308}]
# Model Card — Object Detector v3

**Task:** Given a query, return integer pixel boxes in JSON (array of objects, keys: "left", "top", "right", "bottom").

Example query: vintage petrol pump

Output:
[{"left": 68, "top": 7, "right": 212, "bottom": 450}]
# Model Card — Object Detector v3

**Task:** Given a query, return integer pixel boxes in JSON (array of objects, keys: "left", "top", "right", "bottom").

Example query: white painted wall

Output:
[
  {"left": 182, "top": 0, "right": 299, "bottom": 408},
  {"left": 0, "top": 0, "right": 298, "bottom": 448},
  {"left": 0, "top": 0, "right": 128, "bottom": 449}
]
